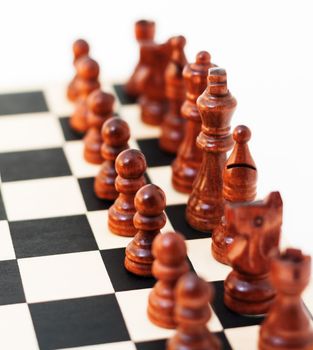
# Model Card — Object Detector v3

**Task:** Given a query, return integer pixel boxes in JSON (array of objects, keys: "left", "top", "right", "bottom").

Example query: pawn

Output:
[
  {"left": 67, "top": 39, "right": 90, "bottom": 102},
  {"left": 159, "top": 36, "right": 187, "bottom": 154},
  {"left": 212, "top": 125, "right": 257, "bottom": 264},
  {"left": 125, "top": 19, "right": 156, "bottom": 98},
  {"left": 148, "top": 231, "right": 189, "bottom": 328},
  {"left": 108, "top": 149, "right": 147, "bottom": 236},
  {"left": 70, "top": 56, "right": 100, "bottom": 133},
  {"left": 259, "top": 248, "right": 313, "bottom": 350},
  {"left": 167, "top": 272, "right": 221, "bottom": 350},
  {"left": 94, "top": 117, "right": 130, "bottom": 200},
  {"left": 125, "top": 184, "right": 166, "bottom": 276},
  {"left": 83, "top": 90, "right": 115, "bottom": 164},
  {"left": 224, "top": 192, "right": 283, "bottom": 315}
]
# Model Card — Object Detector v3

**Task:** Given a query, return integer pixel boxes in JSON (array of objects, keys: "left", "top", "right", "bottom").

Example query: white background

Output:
[{"left": 0, "top": 0, "right": 313, "bottom": 259}]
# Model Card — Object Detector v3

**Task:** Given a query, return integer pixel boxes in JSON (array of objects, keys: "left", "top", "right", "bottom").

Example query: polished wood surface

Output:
[
  {"left": 212, "top": 125, "right": 257, "bottom": 264},
  {"left": 67, "top": 39, "right": 90, "bottom": 102},
  {"left": 186, "top": 67, "right": 236, "bottom": 232},
  {"left": 70, "top": 56, "right": 100, "bottom": 133},
  {"left": 159, "top": 36, "right": 187, "bottom": 154},
  {"left": 259, "top": 248, "right": 313, "bottom": 350},
  {"left": 148, "top": 231, "right": 189, "bottom": 328},
  {"left": 94, "top": 117, "right": 130, "bottom": 200},
  {"left": 171, "top": 51, "right": 215, "bottom": 194},
  {"left": 108, "top": 149, "right": 147, "bottom": 236},
  {"left": 167, "top": 272, "right": 221, "bottom": 350},
  {"left": 125, "top": 20, "right": 156, "bottom": 98},
  {"left": 83, "top": 90, "right": 115, "bottom": 164},
  {"left": 125, "top": 184, "right": 166, "bottom": 276},
  {"left": 224, "top": 192, "right": 283, "bottom": 315}
]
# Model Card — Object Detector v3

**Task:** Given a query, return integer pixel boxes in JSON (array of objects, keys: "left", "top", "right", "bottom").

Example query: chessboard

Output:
[{"left": 0, "top": 80, "right": 311, "bottom": 350}]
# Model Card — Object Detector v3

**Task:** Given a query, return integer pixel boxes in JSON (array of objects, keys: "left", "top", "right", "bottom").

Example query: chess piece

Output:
[
  {"left": 139, "top": 40, "right": 171, "bottom": 125},
  {"left": 212, "top": 125, "right": 257, "bottom": 264},
  {"left": 125, "top": 184, "right": 166, "bottom": 276},
  {"left": 186, "top": 67, "right": 237, "bottom": 232},
  {"left": 224, "top": 192, "right": 283, "bottom": 315},
  {"left": 83, "top": 90, "right": 115, "bottom": 164},
  {"left": 159, "top": 36, "right": 187, "bottom": 154},
  {"left": 70, "top": 56, "right": 100, "bottom": 133},
  {"left": 167, "top": 272, "right": 221, "bottom": 350},
  {"left": 108, "top": 149, "right": 147, "bottom": 236},
  {"left": 259, "top": 248, "right": 313, "bottom": 350},
  {"left": 67, "top": 39, "right": 90, "bottom": 102},
  {"left": 94, "top": 117, "right": 130, "bottom": 200},
  {"left": 125, "top": 19, "right": 156, "bottom": 98},
  {"left": 172, "top": 51, "right": 215, "bottom": 194},
  {"left": 148, "top": 231, "right": 189, "bottom": 328}
]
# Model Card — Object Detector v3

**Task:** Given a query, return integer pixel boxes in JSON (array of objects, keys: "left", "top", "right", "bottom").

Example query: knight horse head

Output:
[{"left": 225, "top": 191, "right": 283, "bottom": 275}]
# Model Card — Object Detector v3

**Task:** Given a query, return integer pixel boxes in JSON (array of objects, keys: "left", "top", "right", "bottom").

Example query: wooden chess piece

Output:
[
  {"left": 94, "top": 117, "right": 130, "bottom": 200},
  {"left": 125, "top": 20, "right": 156, "bottom": 98},
  {"left": 212, "top": 125, "right": 257, "bottom": 264},
  {"left": 108, "top": 149, "right": 147, "bottom": 236},
  {"left": 171, "top": 51, "right": 215, "bottom": 194},
  {"left": 70, "top": 56, "right": 100, "bottom": 134},
  {"left": 159, "top": 36, "right": 187, "bottom": 154},
  {"left": 139, "top": 40, "right": 171, "bottom": 125},
  {"left": 259, "top": 248, "right": 313, "bottom": 350},
  {"left": 83, "top": 90, "right": 115, "bottom": 164},
  {"left": 147, "top": 231, "right": 189, "bottom": 328},
  {"left": 125, "top": 184, "right": 166, "bottom": 276},
  {"left": 224, "top": 192, "right": 283, "bottom": 315},
  {"left": 167, "top": 272, "right": 221, "bottom": 350},
  {"left": 67, "top": 39, "right": 90, "bottom": 102},
  {"left": 186, "top": 67, "right": 237, "bottom": 232}
]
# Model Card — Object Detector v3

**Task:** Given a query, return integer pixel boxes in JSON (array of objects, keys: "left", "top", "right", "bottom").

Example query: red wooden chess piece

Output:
[
  {"left": 159, "top": 36, "right": 187, "bottom": 154},
  {"left": 167, "top": 272, "right": 221, "bottom": 350},
  {"left": 212, "top": 125, "right": 257, "bottom": 264},
  {"left": 94, "top": 117, "right": 130, "bottom": 200},
  {"left": 125, "top": 20, "right": 156, "bottom": 98},
  {"left": 147, "top": 231, "right": 189, "bottom": 328},
  {"left": 171, "top": 51, "right": 215, "bottom": 194},
  {"left": 108, "top": 149, "right": 147, "bottom": 236},
  {"left": 83, "top": 90, "right": 115, "bottom": 164},
  {"left": 186, "top": 68, "right": 237, "bottom": 232},
  {"left": 67, "top": 39, "right": 90, "bottom": 102},
  {"left": 224, "top": 192, "right": 283, "bottom": 315},
  {"left": 125, "top": 184, "right": 166, "bottom": 276},
  {"left": 70, "top": 56, "right": 100, "bottom": 134},
  {"left": 139, "top": 40, "right": 171, "bottom": 125},
  {"left": 259, "top": 248, "right": 313, "bottom": 350}
]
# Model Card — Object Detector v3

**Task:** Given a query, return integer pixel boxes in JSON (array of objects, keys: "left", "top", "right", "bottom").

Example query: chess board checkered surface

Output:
[{"left": 0, "top": 80, "right": 311, "bottom": 350}]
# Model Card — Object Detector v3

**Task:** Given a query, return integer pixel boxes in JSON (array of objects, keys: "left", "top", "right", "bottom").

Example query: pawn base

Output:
[
  {"left": 124, "top": 256, "right": 152, "bottom": 277},
  {"left": 70, "top": 100, "right": 88, "bottom": 134},
  {"left": 108, "top": 205, "right": 136, "bottom": 237},
  {"left": 140, "top": 96, "right": 167, "bottom": 126}
]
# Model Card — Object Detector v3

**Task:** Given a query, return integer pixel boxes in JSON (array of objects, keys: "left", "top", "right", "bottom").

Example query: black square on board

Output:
[
  {"left": 216, "top": 331, "right": 232, "bottom": 350},
  {"left": 29, "top": 294, "right": 130, "bottom": 350},
  {"left": 9, "top": 215, "right": 98, "bottom": 259},
  {"left": 101, "top": 248, "right": 156, "bottom": 292},
  {"left": 0, "top": 191, "right": 7, "bottom": 220},
  {"left": 137, "top": 138, "right": 176, "bottom": 167},
  {"left": 165, "top": 204, "right": 212, "bottom": 240},
  {"left": 0, "top": 260, "right": 25, "bottom": 305},
  {"left": 211, "top": 281, "right": 264, "bottom": 329},
  {"left": 78, "top": 177, "right": 114, "bottom": 211},
  {"left": 113, "top": 84, "right": 137, "bottom": 105},
  {"left": 59, "top": 116, "right": 84, "bottom": 141},
  {"left": 0, "top": 148, "right": 72, "bottom": 182},
  {"left": 136, "top": 339, "right": 167, "bottom": 350},
  {"left": 0, "top": 91, "right": 48, "bottom": 115}
]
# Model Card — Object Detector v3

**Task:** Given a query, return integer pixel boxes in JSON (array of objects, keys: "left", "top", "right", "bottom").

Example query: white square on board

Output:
[
  {"left": 0, "top": 113, "right": 64, "bottom": 152},
  {"left": 18, "top": 250, "right": 113, "bottom": 303},
  {"left": 2, "top": 176, "right": 86, "bottom": 221},
  {"left": 0, "top": 221, "right": 15, "bottom": 261},
  {"left": 225, "top": 325, "right": 260, "bottom": 350}
]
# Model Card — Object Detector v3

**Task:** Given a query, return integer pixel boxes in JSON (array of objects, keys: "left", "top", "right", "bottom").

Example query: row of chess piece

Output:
[{"left": 66, "top": 20, "right": 313, "bottom": 350}]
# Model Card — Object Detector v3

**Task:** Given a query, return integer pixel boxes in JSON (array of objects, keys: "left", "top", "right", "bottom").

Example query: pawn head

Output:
[
  {"left": 115, "top": 149, "right": 146, "bottom": 179},
  {"left": 134, "top": 184, "right": 166, "bottom": 216},
  {"left": 233, "top": 125, "right": 251, "bottom": 144},
  {"left": 87, "top": 90, "right": 115, "bottom": 115},
  {"left": 195, "top": 51, "right": 211, "bottom": 65},
  {"left": 101, "top": 117, "right": 130, "bottom": 147},
  {"left": 73, "top": 39, "right": 89, "bottom": 59}
]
